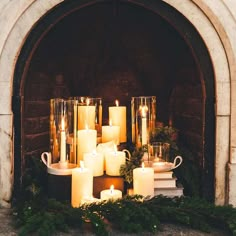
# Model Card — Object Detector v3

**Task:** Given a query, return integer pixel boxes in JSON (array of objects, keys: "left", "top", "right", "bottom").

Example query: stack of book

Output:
[{"left": 154, "top": 171, "right": 183, "bottom": 197}]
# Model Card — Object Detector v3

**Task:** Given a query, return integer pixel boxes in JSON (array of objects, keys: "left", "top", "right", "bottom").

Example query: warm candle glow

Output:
[
  {"left": 100, "top": 185, "right": 122, "bottom": 200},
  {"left": 92, "top": 150, "right": 96, "bottom": 156},
  {"left": 115, "top": 100, "right": 119, "bottom": 107},
  {"left": 114, "top": 144, "right": 117, "bottom": 154},
  {"left": 140, "top": 105, "right": 148, "bottom": 145},
  {"left": 141, "top": 107, "right": 146, "bottom": 118},
  {"left": 83, "top": 151, "right": 104, "bottom": 176},
  {"left": 110, "top": 185, "right": 114, "bottom": 194},
  {"left": 80, "top": 160, "right": 84, "bottom": 169},
  {"left": 60, "top": 117, "right": 66, "bottom": 164},
  {"left": 86, "top": 98, "right": 90, "bottom": 106},
  {"left": 109, "top": 100, "right": 126, "bottom": 142},
  {"left": 109, "top": 119, "right": 112, "bottom": 126},
  {"left": 142, "top": 162, "right": 145, "bottom": 170},
  {"left": 133, "top": 166, "right": 154, "bottom": 197},
  {"left": 61, "top": 117, "right": 65, "bottom": 131}
]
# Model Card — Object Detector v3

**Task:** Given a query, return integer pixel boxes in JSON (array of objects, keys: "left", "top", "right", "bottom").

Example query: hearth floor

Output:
[{"left": 0, "top": 207, "right": 230, "bottom": 236}]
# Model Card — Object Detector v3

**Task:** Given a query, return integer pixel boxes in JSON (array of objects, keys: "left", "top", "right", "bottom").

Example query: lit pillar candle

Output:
[
  {"left": 141, "top": 106, "right": 148, "bottom": 145},
  {"left": 71, "top": 161, "right": 93, "bottom": 207},
  {"left": 133, "top": 163, "right": 154, "bottom": 197},
  {"left": 77, "top": 128, "right": 97, "bottom": 163},
  {"left": 78, "top": 98, "right": 96, "bottom": 130},
  {"left": 83, "top": 151, "right": 104, "bottom": 176},
  {"left": 102, "top": 120, "right": 120, "bottom": 145},
  {"left": 60, "top": 117, "right": 66, "bottom": 163},
  {"left": 109, "top": 100, "right": 127, "bottom": 143},
  {"left": 100, "top": 185, "right": 122, "bottom": 200},
  {"left": 105, "top": 146, "right": 126, "bottom": 176}
]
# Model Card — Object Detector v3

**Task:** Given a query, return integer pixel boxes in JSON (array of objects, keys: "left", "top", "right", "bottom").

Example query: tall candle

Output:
[
  {"left": 133, "top": 163, "right": 154, "bottom": 197},
  {"left": 77, "top": 128, "right": 97, "bottom": 163},
  {"left": 102, "top": 120, "right": 120, "bottom": 145},
  {"left": 100, "top": 185, "right": 122, "bottom": 200},
  {"left": 83, "top": 151, "right": 104, "bottom": 176},
  {"left": 105, "top": 147, "right": 126, "bottom": 176},
  {"left": 73, "top": 101, "right": 77, "bottom": 164},
  {"left": 141, "top": 106, "right": 148, "bottom": 145},
  {"left": 78, "top": 98, "right": 96, "bottom": 130},
  {"left": 71, "top": 162, "right": 93, "bottom": 207},
  {"left": 109, "top": 100, "right": 126, "bottom": 143},
  {"left": 60, "top": 117, "right": 66, "bottom": 163}
]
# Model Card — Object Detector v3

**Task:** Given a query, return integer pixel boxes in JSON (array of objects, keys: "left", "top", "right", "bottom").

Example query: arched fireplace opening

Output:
[{"left": 13, "top": 0, "right": 215, "bottom": 201}]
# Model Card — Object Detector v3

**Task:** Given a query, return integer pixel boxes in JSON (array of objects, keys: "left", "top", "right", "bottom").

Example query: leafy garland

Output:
[
  {"left": 14, "top": 194, "right": 236, "bottom": 236},
  {"left": 12, "top": 139, "right": 236, "bottom": 236}
]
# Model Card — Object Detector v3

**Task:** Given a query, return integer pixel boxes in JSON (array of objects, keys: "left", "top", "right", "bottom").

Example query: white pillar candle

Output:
[
  {"left": 102, "top": 121, "right": 120, "bottom": 145},
  {"left": 60, "top": 117, "right": 66, "bottom": 163},
  {"left": 100, "top": 185, "right": 122, "bottom": 200},
  {"left": 109, "top": 100, "right": 126, "bottom": 143},
  {"left": 105, "top": 148, "right": 126, "bottom": 176},
  {"left": 77, "top": 129, "right": 97, "bottom": 163},
  {"left": 77, "top": 101, "right": 96, "bottom": 130},
  {"left": 83, "top": 151, "right": 104, "bottom": 176},
  {"left": 71, "top": 163, "right": 93, "bottom": 208},
  {"left": 133, "top": 163, "right": 154, "bottom": 197}
]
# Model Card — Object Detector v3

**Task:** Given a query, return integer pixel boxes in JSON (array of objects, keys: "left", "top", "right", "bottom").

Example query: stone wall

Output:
[{"left": 0, "top": 0, "right": 235, "bottom": 207}]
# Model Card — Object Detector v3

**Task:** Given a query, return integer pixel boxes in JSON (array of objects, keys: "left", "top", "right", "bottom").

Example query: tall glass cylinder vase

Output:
[
  {"left": 66, "top": 98, "right": 78, "bottom": 164},
  {"left": 67, "top": 97, "right": 102, "bottom": 164},
  {"left": 49, "top": 98, "right": 68, "bottom": 164},
  {"left": 131, "top": 96, "right": 156, "bottom": 147}
]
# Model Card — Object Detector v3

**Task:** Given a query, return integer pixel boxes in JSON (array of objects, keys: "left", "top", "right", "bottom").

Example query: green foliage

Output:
[
  {"left": 13, "top": 146, "right": 236, "bottom": 235},
  {"left": 14, "top": 195, "right": 236, "bottom": 236},
  {"left": 120, "top": 147, "right": 144, "bottom": 183}
]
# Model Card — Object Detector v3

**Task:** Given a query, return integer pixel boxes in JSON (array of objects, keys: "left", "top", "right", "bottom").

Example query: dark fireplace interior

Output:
[{"left": 13, "top": 1, "right": 215, "bottom": 200}]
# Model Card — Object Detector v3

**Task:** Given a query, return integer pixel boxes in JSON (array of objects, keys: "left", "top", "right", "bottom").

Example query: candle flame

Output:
[
  {"left": 80, "top": 160, "right": 84, "bottom": 170},
  {"left": 110, "top": 185, "right": 114, "bottom": 195},
  {"left": 142, "top": 162, "right": 145, "bottom": 170},
  {"left": 92, "top": 150, "right": 97, "bottom": 156},
  {"left": 86, "top": 98, "right": 90, "bottom": 106},
  {"left": 109, "top": 119, "right": 113, "bottom": 126},
  {"left": 115, "top": 100, "right": 119, "bottom": 107},
  {"left": 85, "top": 124, "right": 89, "bottom": 130},
  {"left": 141, "top": 106, "right": 148, "bottom": 118},
  {"left": 114, "top": 144, "right": 117, "bottom": 154},
  {"left": 61, "top": 117, "right": 65, "bottom": 131}
]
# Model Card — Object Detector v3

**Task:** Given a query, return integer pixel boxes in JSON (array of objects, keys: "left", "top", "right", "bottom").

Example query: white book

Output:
[
  {"left": 154, "top": 177, "right": 176, "bottom": 188},
  {"left": 154, "top": 171, "right": 173, "bottom": 179},
  {"left": 154, "top": 184, "right": 184, "bottom": 197}
]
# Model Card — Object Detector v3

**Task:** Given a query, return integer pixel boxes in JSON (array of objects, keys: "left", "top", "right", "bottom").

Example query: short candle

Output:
[
  {"left": 100, "top": 185, "right": 122, "bottom": 200},
  {"left": 105, "top": 146, "right": 126, "bottom": 176},
  {"left": 133, "top": 163, "right": 154, "bottom": 197},
  {"left": 83, "top": 151, "right": 104, "bottom": 176}
]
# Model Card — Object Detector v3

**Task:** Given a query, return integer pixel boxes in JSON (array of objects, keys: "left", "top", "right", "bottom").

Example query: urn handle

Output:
[
  {"left": 172, "top": 155, "right": 183, "bottom": 170},
  {"left": 41, "top": 152, "right": 52, "bottom": 167}
]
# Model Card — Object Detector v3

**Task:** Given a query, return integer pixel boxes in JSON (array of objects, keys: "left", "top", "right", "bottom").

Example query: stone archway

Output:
[{"left": 0, "top": 0, "right": 235, "bottom": 207}]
